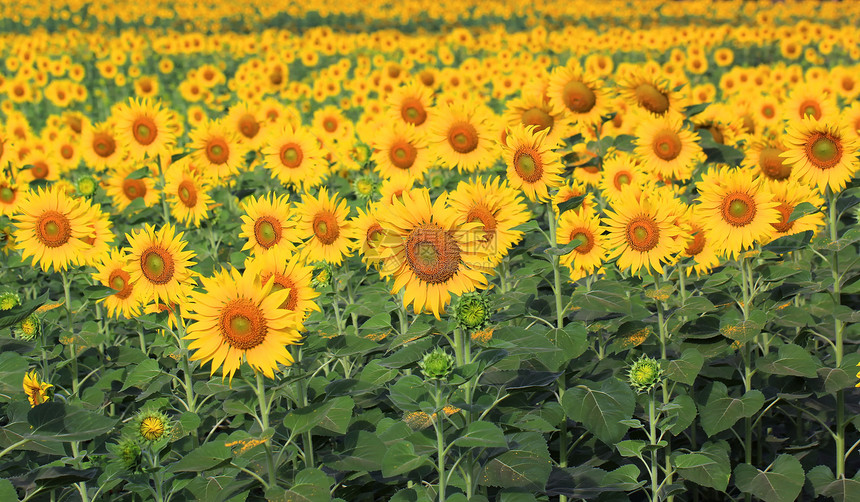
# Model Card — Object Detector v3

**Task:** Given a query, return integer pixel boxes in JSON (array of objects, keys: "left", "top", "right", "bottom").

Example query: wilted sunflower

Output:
[
  {"left": 184, "top": 268, "right": 303, "bottom": 381},
  {"left": 124, "top": 223, "right": 196, "bottom": 306},
  {"left": 781, "top": 117, "right": 860, "bottom": 194},
  {"left": 239, "top": 193, "right": 300, "bottom": 257},
  {"left": 502, "top": 124, "right": 564, "bottom": 202},
  {"left": 13, "top": 186, "right": 91, "bottom": 272},
  {"left": 115, "top": 98, "right": 177, "bottom": 162},
  {"left": 92, "top": 249, "right": 141, "bottom": 319},
  {"left": 262, "top": 123, "right": 328, "bottom": 189},
  {"left": 297, "top": 187, "right": 355, "bottom": 266},
  {"left": 376, "top": 188, "right": 490, "bottom": 319}
]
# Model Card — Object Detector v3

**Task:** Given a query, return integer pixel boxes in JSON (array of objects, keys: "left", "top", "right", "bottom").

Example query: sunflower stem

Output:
[
  {"left": 295, "top": 371, "right": 315, "bottom": 469},
  {"left": 433, "top": 382, "right": 447, "bottom": 502},
  {"left": 344, "top": 261, "right": 360, "bottom": 336},
  {"left": 827, "top": 188, "right": 846, "bottom": 479},
  {"left": 255, "top": 372, "right": 277, "bottom": 488},
  {"left": 61, "top": 271, "right": 79, "bottom": 397},
  {"left": 158, "top": 154, "right": 171, "bottom": 225},
  {"left": 652, "top": 274, "right": 673, "bottom": 500},
  {"left": 648, "top": 392, "right": 660, "bottom": 502},
  {"left": 546, "top": 202, "right": 564, "bottom": 329}
]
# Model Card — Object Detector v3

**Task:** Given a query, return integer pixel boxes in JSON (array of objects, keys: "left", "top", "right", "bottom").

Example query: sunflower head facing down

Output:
[{"left": 503, "top": 123, "right": 564, "bottom": 202}]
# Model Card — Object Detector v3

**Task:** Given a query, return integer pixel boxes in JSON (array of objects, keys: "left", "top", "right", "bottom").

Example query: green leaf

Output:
[
  {"left": 283, "top": 468, "right": 333, "bottom": 502},
  {"left": 616, "top": 440, "right": 646, "bottom": 458},
  {"left": 734, "top": 454, "right": 804, "bottom": 502},
  {"left": 170, "top": 441, "right": 233, "bottom": 472},
  {"left": 546, "top": 324, "right": 588, "bottom": 362},
  {"left": 0, "top": 292, "right": 49, "bottom": 330},
  {"left": 479, "top": 450, "right": 552, "bottom": 490},
  {"left": 673, "top": 441, "right": 731, "bottom": 492},
  {"left": 27, "top": 402, "right": 117, "bottom": 442},
  {"left": 388, "top": 374, "right": 432, "bottom": 412},
  {"left": 698, "top": 382, "right": 764, "bottom": 436},
  {"left": 381, "top": 441, "right": 429, "bottom": 477},
  {"left": 121, "top": 358, "right": 162, "bottom": 391},
  {"left": 684, "top": 102, "right": 711, "bottom": 117},
  {"left": 562, "top": 379, "right": 636, "bottom": 445},
  {"left": 664, "top": 394, "right": 697, "bottom": 436},
  {"left": 454, "top": 421, "right": 507, "bottom": 448},
  {"left": 762, "top": 230, "right": 813, "bottom": 254},
  {"left": 817, "top": 367, "right": 857, "bottom": 394},
  {"left": 664, "top": 348, "right": 704, "bottom": 385},
  {"left": 821, "top": 477, "right": 860, "bottom": 501},
  {"left": 0, "top": 479, "right": 17, "bottom": 501},
  {"left": 125, "top": 165, "right": 151, "bottom": 179},
  {"left": 557, "top": 194, "right": 586, "bottom": 214},
  {"left": 0, "top": 352, "right": 28, "bottom": 402},
  {"left": 720, "top": 310, "right": 766, "bottom": 343},
  {"left": 806, "top": 465, "right": 834, "bottom": 497},
  {"left": 787, "top": 201, "right": 819, "bottom": 222},
  {"left": 756, "top": 343, "right": 819, "bottom": 378},
  {"left": 284, "top": 396, "right": 354, "bottom": 435}
]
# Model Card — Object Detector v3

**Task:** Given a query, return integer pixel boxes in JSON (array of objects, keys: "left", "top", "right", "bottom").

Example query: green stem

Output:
[
  {"left": 546, "top": 202, "right": 564, "bottom": 329},
  {"left": 653, "top": 274, "right": 673, "bottom": 498},
  {"left": 344, "top": 262, "right": 360, "bottom": 336},
  {"left": 70, "top": 441, "right": 90, "bottom": 502},
  {"left": 296, "top": 372, "right": 314, "bottom": 469},
  {"left": 649, "top": 395, "right": 659, "bottom": 502},
  {"left": 256, "top": 372, "right": 277, "bottom": 488},
  {"left": 61, "top": 271, "right": 79, "bottom": 396},
  {"left": 434, "top": 383, "right": 446, "bottom": 502},
  {"left": 827, "top": 189, "right": 845, "bottom": 479},
  {"left": 0, "top": 439, "right": 30, "bottom": 461}
]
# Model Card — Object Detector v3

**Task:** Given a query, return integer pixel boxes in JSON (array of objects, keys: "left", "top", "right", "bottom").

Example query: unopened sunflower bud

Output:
[
  {"left": 419, "top": 348, "right": 454, "bottom": 380},
  {"left": 0, "top": 291, "right": 20, "bottom": 310},
  {"left": 628, "top": 355, "right": 663, "bottom": 393},
  {"left": 454, "top": 292, "right": 491, "bottom": 332},
  {"left": 133, "top": 409, "right": 172, "bottom": 443},
  {"left": 13, "top": 314, "right": 40, "bottom": 341}
]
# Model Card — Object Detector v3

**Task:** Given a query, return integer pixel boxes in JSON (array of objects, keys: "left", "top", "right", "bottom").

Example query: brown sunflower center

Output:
[
  {"left": 177, "top": 180, "right": 197, "bottom": 207},
  {"left": 323, "top": 117, "right": 338, "bottom": 133},
  {"left": 759, "top": 147, "right": 792, "bottom": 180},
  {"left": 389, "top": 140, "right": 417, "bottom": 169},
  {"left": 239, "top": 114, "right": 260, "bottom": 139},
  {"left": 721, "top": 192, "right": 757, "bottom": 227},
  {"left": 685, "top": 227, "right": 706, "bottom": 256},
  {"left": 140, "top": 246, "right": 175, "bottom": 284},
  {"left": 132, "top": 116, "right": 158, "bottom": 146},
  {"left": 220, "top": 298, "right": 268, "bottom": 350},
  {"left": 513, "top": 149, "right": 543, "bottom": 183},
  {"left": 36, "top": 210, "right": 71, "bottom": 248},
  {"left": 279, "top": 143, "right": 303, "bottom": 168},
  {"left": 405, "top": 225, "right": 461, "bottom": 284},
  {"left": 521, "top": 107, "right": 554, "bottom": 132},
  {"left": 313, "top": 211, "right": 340, "bottom": 245},
  {"left": 466, "top": 205, "right": 497, "bottom": 243},
  {"left": 31, "top": 162, "right": 49, "bottom": 179},
  {"left": 635, "top": 83, "right": 670, "bottom": 114},
  {"left": 799, "top": 100, "right": 822, "bottom": 120},
  {"left": 652, "top": 129, "right": 682, "bottom": 161},
  {"left": 570, "top": 228, "right": 595, "bottom": 254},
  {"left": 0, "top": 187, "right": 14, "bottom": 203},
  {"left": 762, "top": 104, "right": 776, "bottom": 118},
  {"left": 806, "top": 134, "right": 842, "bottom": 169},
  {"left": 447, "top": 122, "right": 479, "bottom": 154},
  {"left": 614, "top": 172, "right": 631, "bottom": 190},
  {"left": 401, "top": 98, "right": 427, "bottom": 126},
  {"left": 206, "top": 138, "right": 229, "bottom": 165},
  {"left": 60, "top": 145, "right": 74, "bottom": 159},
  {"left": 123, "top": 178, "right": 147, "bottom": 200},
  {"left": 626, "top": 216, "right": 660, "bottom": 252},
  {"left": 772, "top": 202, "right": 795, "bottom": 233},
  {"left": 108, "top": 269, "right": 133, "bottom": 299},
  {"left": 563, "top": 80, "right": 597, "bottom": 114},
  {"left": 366, "top": 223, "right": 384, "bottom": 248},
  {"left": 254, "top": 216, "right": 282, "bottom": 248},
  {"left": 261, "top": 273, "right": 298, "bottom": 310}
]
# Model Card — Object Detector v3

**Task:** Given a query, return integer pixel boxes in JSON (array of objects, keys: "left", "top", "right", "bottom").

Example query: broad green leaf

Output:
[
  {"left": 720, "top": 310, "right": 766, "bottom": 343},
  {"left": 787, "top": 201, "right": 819, "bottom": 222},
  {"left": 557, "top": 194, "right": 586, "bottom": 214},
  {"left": 121, "top": 358, "right": 162, "bottom": 391},
  {"left": 546, "top": 323, "right": 588, "bottom": 362},
  {"left": 284, "top": 396, "right": 354, "bottom": 435},
  {"left": 283, "top": 468, "right": 334, "bottom": 502},
  {"left": 381, "top": 441, "right": 428, "bottom": 477},
  {"left": 664, "top": 394, "right": 697, "bottom": 436},
  {"left": 616, "top": 440, "right": 646, "bottom": 457},
  {"left": 27, "top": 402, "right": 117, "bottom": 442},
  {"left": 479, "top": 450, "right": 552, "bottom": 490},
  {"left": 664, "top": 348, "right": 704, "bottom": 385},
  {"left": 562, "top": 379, "right": 636, "bottom": 445},
  {"left": 698, "top": 382, "right": 764, "bottom": 436},
  {"left": 821, "top": 477, "right": 860, "bottom": 501},
  {"left": 388, "top": 374, "right": 432, "bottom": 412},
  {"left": 0, "top": 479, "right": 16, "bottom": 501},
  {"left": 0, "top": 352, "right": 28, "bottom": 401},
  {"left": 0, "top": 292, "right": 49, "bottom": 330},
  {"left": 806, "top": 465, "right": 834, "bottom": 497},
  {"left": 454, "top": 421, "right": 507, "bottom": 448},
  {"left": 818, "top": 367, "right": 857, "bottom": 394},
  {"left": 734, "top": 454, "right": 804, "bottom": 502},
  {"left": 673, "top": 441, "right": 731, "bottom": 492},
  {"left": 170, "top": 441, "right": 232, "bottom": 472},
  {"left": 756, "top": 343, "right": 819, "bottom": 378}
]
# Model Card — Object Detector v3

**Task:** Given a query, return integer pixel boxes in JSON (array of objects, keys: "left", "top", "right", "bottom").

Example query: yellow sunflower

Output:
[
  {"left": 297, "top": 187, "right": 355, "bottom": 265},
  {"left": 92, "top": 249, "right": 141, "bottom": 319},
  {"left": 239, "top": 193, "right": 300, "bottom": 257},
  {"left": 164, "top": 162, "right": 213, "bottom": 228},
  {"left": 376, "top": 188, "right": 490, "bottom": 319},
  {"left": 184, "top": 267, "right": 302, "bottom": 381},
  {"left": 553, "top": 179, "right": 596, "bottom": 216},
  {"left": 262, "top": 123, "right": 328, "bottom": 189},
  {"left": 372, "top": 123, "right": 432, "bottom": 183},
  {"left": 189, "top": 120, "right": 249, "bottom": 183},
  {"left": 743, "top": 138, "right": 793, "bottom": 183},
  {"left": 18, "top": 151, "right": 61, "bottom": 184},
  {"left": 781, "top": 116, "right": 860, "bottom": 194},
  {"left": 80, "top": 120, "right": 125, "bottom": 171},
  {"left": 695, "top": 168, "right": 780, "bottom": 259},
  {"left": 245, "top": 252, "right": 321, "bottom": 323},
  {"left": 428, "top": 99, "right": 497, "bottom": 173},
  {"left": 764, "top": 179, "right": 826, "bottom": 242},
  {"left": 604, "top": 186, "right": 685, "bottom": 276},
  {"left": 502, "top": 124, "right": 564, "bottom": 202},
  {"left": 558, "top": 209, "right": 607, "bottom": 281},
  {"left": 783, "top": 82, "right": 837, "bottom": 123},
  {"left": 78, "top": 202, "right": 115, "bottom": 267},
  {"left": 351, "top": 203, "right": 387, "bottom": 266},
  {"left": 634, "top": 115, "right": 703, "bottom": 181},
  {"left": 387, "top": 80, "right": 435, "bottom": 132},
  {"left": 503, "top": 90, "right": 573, "bottom": 147},
  {"left": 115, "top": 98, "right": 177, "bottom": 162},
  {"left": 23, "top": 370, "right": 52, "bottom": 407},
  {"left": 13, "top": 186, "right": 91, "bottom": 272},
  {"left": 618, "top": 68, "right": 685, "bottom": 118},
  {"left": 124, "top": 223, "right": 196, "bottom": 306},
  {"left": 104, "top": 164, "right": 159, "bottom": 212},
  {"left": 546, "top": 62, "right": 611, "bottom": 126},
  {"left": 312, "top": 105, "right": 355, "bottom": 152},
  {"left": 226, "top": 102, "right": 268, "bottom": 150},
  {"left": 0, "top": 175, "right": 23, "bottom": 217},
  {"left": 599, "top": 152, "right": 647, "bottom": 203},
  {"left": 680, "top": 207, "right": 721, "bottom": 276}
]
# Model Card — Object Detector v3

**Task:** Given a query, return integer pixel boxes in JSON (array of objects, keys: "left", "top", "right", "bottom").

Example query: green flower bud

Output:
[
  {"left": 419, "top": 348, "right": 454, "bottom": 380},
  {"left": 352, "top": 174, "right": 377, "bottom": 202},
  {"left": 0, "top": 291, "right": 20, "bottom": 311},
  {"left": 454, "top": 292, "right": 491, "bottom": 332},
  {"left": 311, "top": 262, "right": 334, "bottom": 289},
  {"left": 111, "top": 437, "right": 142, "bottom": 471},
  {"left": 13, "top": 314, "right": 40, "bottom": 341},
  {"left": 76, "top": 175, "right": 97, "bottom": 196},
  {"left": 628, "top": 355, "right": 663, "bottom": 393},
  {"left": 133, "top": 409, "right": 172, "bottom": 443}
]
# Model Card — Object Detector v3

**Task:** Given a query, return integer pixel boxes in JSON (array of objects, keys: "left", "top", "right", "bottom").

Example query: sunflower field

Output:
[{"left": 1, "top": 0, "right": 860, "bottom": 501}]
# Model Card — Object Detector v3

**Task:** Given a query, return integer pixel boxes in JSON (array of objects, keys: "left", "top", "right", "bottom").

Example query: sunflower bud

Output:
[
  {"left": 628, "top": 355, "right": 663, "bottom": 393},
  {"left": 111, "top": 437, "right": 142, "bottom": 471},
  {"left": 13, "top": 314, "right": 40, "bottom": 341},
  {"left": 454, "top": 292, "right": 491, "bottom": 332},
  {"left": 76, "top": 175, "right": 97, "bottom": 196},
  {"left": 0, "top": 291, "right": 20, "bottom": 311},
  {"left": 311, "top": 262, "right": 334, "bottom": 289},
  {"left": 133, "top": 409, "right": 172, "bottom": 443},
  {"left": 352, "top": 174, "right": 377, "bottom": 202},
  {"left": 419, "top": 348, "right": 454, "bottom": 381}
]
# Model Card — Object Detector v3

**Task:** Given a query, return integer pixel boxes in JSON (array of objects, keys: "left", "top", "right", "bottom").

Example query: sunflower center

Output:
[
  {"left": 366, "top": 224, "right": 384, "bottom": 248},
  {"left": 685, "top": 228, "right": 706, "bottom": 256},
  {"left": 262, "top": 273, "right": 298, "bottom": 310},
  {"left": 206, "top": 138, "right": 229, "bottom": 164},
  {"left": 614, "top": 172, "right": 631, "bottom": 190},
  {"left": 759, "top": 147, "right": 792, "bottom": 180},
  {"left": 466, "top": 205, "right": 497, "bottom": 243},
  {"left": 177, "top": 180, "right": 197, "bottom": 207},
  {"left": 652, "top": 130, "right": 682, "bottom": 161},
  {"left": 0, "top": 187, "right": 14, "bottom": 203},
  {"left": 570, "top": 228, "right": 595, "bottom": 254},
  {"left": 563, "top": 80, "right": 597, "bottom": 113},
  {"left": 721, "top": 192, "right": 757, "bottom": 227},
  {"left": 313, "top": 211, "right": 340, "bottom": 245},
  {"left": 140, "top": 246, "right": 175, "bottom": 284},
  {"left": 513, "top": 150, "right": 543, "bottom": 183},
  {"left": 36, "top": 210, "right": 71, "bottom": 248},
  {"left": 807, "top": 135, "right": 841, "bottom": 169},
  {"left": 132, "top": 117, "right": 158, "bottom": 146},
  {"left": 521, "top": 107, "right": 554, "bottom": 132},
  {"left": 389, "top": 140, "right": 417, "bottom": 169},
  {"left": 405, "top": 225, "right": 461, "bottom": 284},
  {"left": 448, "top": 122, "right": 479, "bottom": 154},
  {"left": 60, "top": 145, "right": 74, "bottom": 159},
  {"left": 635, "top": 83, "right": 670, "bottom": 114},
  {"left": 279, "top": 143, "right": 303, "bottom": 168},
  {"left": 108, "top": 269, "right": 133, "bottom": 299},
  {"left": 239, "top": 114, "right": 260, "bottom": 138},
  {"left": 254, "top": 217, "right": 281, "bottom": 248},
  {"left": 31, "top": 162, "right": 49, "bottom": 179},
  {"left": 323, "top": 118, "right": 337, "bottom": 133},
  {"left": 401, "top": 98, "right": 427, "bottom": 126},
  {"left": 123, "top": 178, "right": 146, "bottom": 200},
  {"left": 772, "top": 202, "right": 796, "bottom": 233},
  {"left": 799, "top": 100, "right": 822, "bottom": 120},
  {"left": 626, "top": 216, "right": 660, "bottom": 252},
  {"left": 140, "top": 417, "right": 166, "bottom": 441},
  {"left": 220, "top": 298, "right": 268, "bottom": 350}
]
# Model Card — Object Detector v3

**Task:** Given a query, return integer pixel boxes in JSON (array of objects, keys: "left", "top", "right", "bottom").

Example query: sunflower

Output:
[
  {"left": 189, "top": 120, "right": 249, "bottom": 183},
  {"left": 599, "top": 152, "right": 646, "bottom": 203},
  {"left": 312, "top": 105, "right": 355, "bottom": 151},
  {"left": 372, "top": 123, "right": 432, "bottom": 183},
  {"left": 448, "top": 176, "right": 531, "bottom": 268},
  {"left": 184, "top": 267, "right": 302, "bottom": 381},
  {"left": 634, "top": 115, "right": 703, "bottom": 181},
  {"left": 781, "top": 116, "right": 860, "bottom": 194},
  {"left": 604, "top": 186, "right": 685, "bottom": 276},
  {"left": 351, "top": 203, "right": 387, "bottom": 266},
  {"left": 618, "top": 68, "right": 685, "bottom": 118},
  {"left": 13, "top": 186, "right": 91, "bottom": 272},
  {"left": 81, "top": 121, "right": 125, "bottom": 171},
  {"left": 743, "top": 137, "right": 794, "bottom": 183},
  {"left": 297, "top": 187, "right": 355, "bottom": 265},
  {"left": 502, "top": 124, "right": 564, "bottom": 202},
  {"left": 239, "top": 193, "right": 300, "bottom": 257},
  {"left": 226, "top": 102, "right": 268, "bottom": 150},
  {"left": 115, "top": 98, "right": 177, "bottom": 162},
  {"left": 0, "top": 175, "right": 23, "bottom": 217},
  {"left": 553, "top": 179, "right": 596, "bottom": 215},
  {"left": 245, "top": 252, "right": 320, "bottom": 323},
  {"left": 680, "top": 207, "right": 721, "bottom": 276},
  {"left": 428, "top": 99, "right": 497, "bottom": 173},
  {"left": 78, "top": 202, "right": 114, "bottom": 267},
  {"left": 23, "top": 370, "right": 52, "bottom": 407},
  {"left": 262, "top": 123, "right": 328, "bottom": 189},
  {"left": 104, "top": 164, "right": 159, "bottom": 212},
  {"left": 376, "top": 188, "right": 490, "bottom": 319},
  {"left": 124, "top": 223, "right": 196, "bottom": 306},
  {"left": 783, "top": 83, "right": 837, "bottom": 123},
  {"left": 92, "top": 249, "right": 141, "bottom": 319},
  {"left": 557, "top": 208, "right": 606, "bottom": 281},
  {"left": 842, "top": 101, "right": 860, "bottom": 143},
  {"left": 18, "top": 151, "right": 61, "bottom": 184},
  {"left": 696, "top": 168, "right": 780, "bottom": 259},
  {"left": 546, "top": 62, "right": 611, "bottom": 126},
  {"left": 503, "top": 90, "right": 572, "bottom": 147},
  {"left": 764, "top": 179, "right": 826, "bottom": 242},
  {"left": 387, "top": 80, "right": 435, "bottom": 132},
  {"left": 164, "top": 163, "right": 214, "bottom": 228}
]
